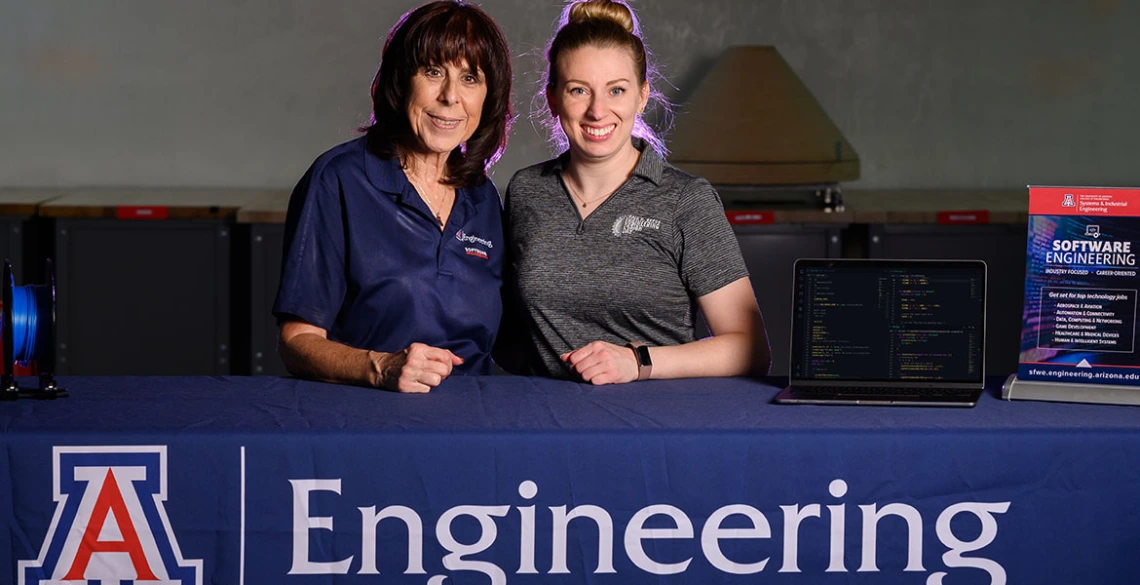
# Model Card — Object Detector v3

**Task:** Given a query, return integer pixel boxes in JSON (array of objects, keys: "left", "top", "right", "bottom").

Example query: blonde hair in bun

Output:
[
  {"left": 567, "top": 0, "right": 635, "bottom": 34},
  {"left": 535, "top": 0, "right": 674, "bottom": 156}
]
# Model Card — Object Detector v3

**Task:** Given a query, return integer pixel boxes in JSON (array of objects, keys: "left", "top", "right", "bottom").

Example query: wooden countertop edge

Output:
[
  {"left": 847, "top": 210, "right": 1029, "bottom": 224},
  {"left": 724, "top": 209, "right": 1028, "bottom": 225},
  {"left": 21, "top": 188, "right": 1032, "bottom": 224},
  {"left": 236, "top": 209, "right": 288, "bottom": 224},
  {"left": 38, "top": 205, "right": 244, "bottom": 219},
  {"left": 0, "top": 203, "right": 42, "bottom": 217},
  {"left": 235, "top": 190, "right": 291, "bottom": 224},
  {"left": 725, "top": 188, "right": 1030, "bottom": 224}
]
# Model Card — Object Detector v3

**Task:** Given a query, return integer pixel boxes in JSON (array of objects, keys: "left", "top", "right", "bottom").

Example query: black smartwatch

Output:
[{"left": 626, "top": 342, "right": 653, "bottom": 381}]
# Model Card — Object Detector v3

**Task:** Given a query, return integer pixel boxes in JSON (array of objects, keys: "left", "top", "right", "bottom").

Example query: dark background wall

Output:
[{"left": 3, "top": 0, "right": 1136, "bottom": 191}]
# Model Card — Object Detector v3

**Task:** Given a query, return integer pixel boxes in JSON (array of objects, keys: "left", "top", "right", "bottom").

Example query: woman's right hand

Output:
[
  {"left": 279, "top": 319, "right": 464, "bottom": 392},
  {"left": 372, "top": 342, "right": 464, "bottom": 393}
]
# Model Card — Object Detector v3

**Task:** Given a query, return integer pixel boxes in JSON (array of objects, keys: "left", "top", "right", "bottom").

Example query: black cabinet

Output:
[
  {"left": 53, "top": 219, "right": 231, "bottom": 375},
  {"left": 867, "top": 223, "right": 1028, "bottom": 376},
  {"left": 247, "top": 223, "right": 287, "bottom": 376},
  {"left": 733, "top": 224, "right": 844, "bottom": 375},
  {"left": 0, "top": 218, "right": 27, "bottom": 283}
]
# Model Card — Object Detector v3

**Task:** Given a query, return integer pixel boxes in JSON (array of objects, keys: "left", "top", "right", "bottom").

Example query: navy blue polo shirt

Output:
[{"left": 273, "top": 136, "right": 504, "bottom": 375}]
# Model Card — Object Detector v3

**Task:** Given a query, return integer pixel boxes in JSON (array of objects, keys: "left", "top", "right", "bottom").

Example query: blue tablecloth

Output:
[{"left": 3, "top": 375, "right": 1139, "bottom": 584}]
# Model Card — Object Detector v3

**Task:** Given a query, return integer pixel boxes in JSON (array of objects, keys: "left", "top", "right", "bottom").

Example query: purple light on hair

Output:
[{"left": 532, "top": 0, "right": 674, "bottom": 157}]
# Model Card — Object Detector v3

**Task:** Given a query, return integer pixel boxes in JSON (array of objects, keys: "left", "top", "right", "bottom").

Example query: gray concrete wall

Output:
[{"left": 2, "top": 0, "right": 1136, "bottom": 191}]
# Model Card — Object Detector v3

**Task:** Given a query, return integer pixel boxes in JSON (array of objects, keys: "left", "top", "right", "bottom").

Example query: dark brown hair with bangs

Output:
[{"left": 364, "top": 0, "right": 513, "bottom": 188}]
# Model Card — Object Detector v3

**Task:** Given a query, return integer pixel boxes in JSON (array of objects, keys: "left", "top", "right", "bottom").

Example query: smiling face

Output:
[
  {"left": 406, "top": 59, "right": 487, "bottom": 156},
  {"left": 548, "top": 45, "right": 650, "bottom": 164}
]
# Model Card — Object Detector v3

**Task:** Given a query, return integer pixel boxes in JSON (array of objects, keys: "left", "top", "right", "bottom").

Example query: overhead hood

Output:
[{"left": 669, "top": 46, "right": 859, "bottom": 188}]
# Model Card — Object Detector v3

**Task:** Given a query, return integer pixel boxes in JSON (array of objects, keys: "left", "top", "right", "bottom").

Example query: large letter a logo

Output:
[
  {"left": 62, "top": 469, "right": 159, "bottom": 580},
  {"left": 18, "top": 446, "right": 203, "bottom": 585}
]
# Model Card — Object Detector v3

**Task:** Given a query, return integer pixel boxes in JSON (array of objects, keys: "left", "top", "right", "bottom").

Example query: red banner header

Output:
[{"left": 1029, "top": 187, "right": 1140, "bottom": 217}]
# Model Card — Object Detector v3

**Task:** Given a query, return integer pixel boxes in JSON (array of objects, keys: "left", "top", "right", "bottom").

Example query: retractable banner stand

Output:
[{"left": 1005, "top": 186, "right": 1140, "bottom": 404}]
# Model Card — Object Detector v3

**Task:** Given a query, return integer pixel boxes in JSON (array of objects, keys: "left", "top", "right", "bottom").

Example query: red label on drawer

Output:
[
  {"left": 937, "top": 210, "right": 989, "bottom": 225},
  {"left": 116, "top": 206, "right": 169, "bottom": 220},
  {"left": 725, "top": 210, "right": 774, "bottom": 225}
]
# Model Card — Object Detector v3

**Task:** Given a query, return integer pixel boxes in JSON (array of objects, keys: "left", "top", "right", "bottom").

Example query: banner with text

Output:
[{"left": 1018, "top": 186, "right": 1140, "bottom": 385}]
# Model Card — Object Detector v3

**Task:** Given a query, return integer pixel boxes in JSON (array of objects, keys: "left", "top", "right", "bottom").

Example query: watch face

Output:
[{"left": 634, "top": 345, "right": 652, "bottom": 366}]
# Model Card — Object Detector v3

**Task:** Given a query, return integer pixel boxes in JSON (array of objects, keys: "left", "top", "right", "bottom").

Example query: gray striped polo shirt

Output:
[{"left": 502, "top": 140, "right": 749, "bottom": 379}]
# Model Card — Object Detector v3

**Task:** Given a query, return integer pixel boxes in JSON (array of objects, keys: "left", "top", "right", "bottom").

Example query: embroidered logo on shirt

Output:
[
  {"left": 457, "top": 230, "right": 492, "bottom": 260},
  {"left": 456, "top": 230, "right": 494, "bottom": 248},
  {"left": 612, "top": 215, "right": 662, "bottom": 237}
]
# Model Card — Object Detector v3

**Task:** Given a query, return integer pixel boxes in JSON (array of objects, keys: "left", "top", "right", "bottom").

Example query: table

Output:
[{"left": 3, "top": 375, "right": 1139, "bottom": 584}]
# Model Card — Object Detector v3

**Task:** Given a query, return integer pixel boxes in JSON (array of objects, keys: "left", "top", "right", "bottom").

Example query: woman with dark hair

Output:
[
  {"left": 274, "top": 0, "right": 512, "bottom": 392},
  {"left": 499, "top": 0, "right": 771, "bottom": 384}
]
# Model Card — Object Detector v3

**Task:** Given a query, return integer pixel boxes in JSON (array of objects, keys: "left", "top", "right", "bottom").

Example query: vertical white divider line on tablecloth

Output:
[{"left": 241, "top": 445, "right": 246, "bottom": 585}]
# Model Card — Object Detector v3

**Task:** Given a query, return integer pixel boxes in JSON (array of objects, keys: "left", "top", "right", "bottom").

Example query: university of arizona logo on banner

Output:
[{"left": 18, "top": 446, "right": 203, "bottom": 585}]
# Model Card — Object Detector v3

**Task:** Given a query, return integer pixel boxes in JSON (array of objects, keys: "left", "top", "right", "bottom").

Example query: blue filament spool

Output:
[
  {"left": 8, "top": 283, "right": 51, "bottom": 364},
  {"left": 1, "top": 258, "right": 64, "bottom": 398}
]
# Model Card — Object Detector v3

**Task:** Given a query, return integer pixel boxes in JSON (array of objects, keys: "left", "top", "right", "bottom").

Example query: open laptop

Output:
[{"left": 774, "top": 258, "right": 987, "bottom": 407}]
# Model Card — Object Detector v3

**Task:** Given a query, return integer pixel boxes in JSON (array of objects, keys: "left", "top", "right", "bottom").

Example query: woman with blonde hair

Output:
[{"left": 498, "top": 0, "right": 771, "bottom": 384}]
